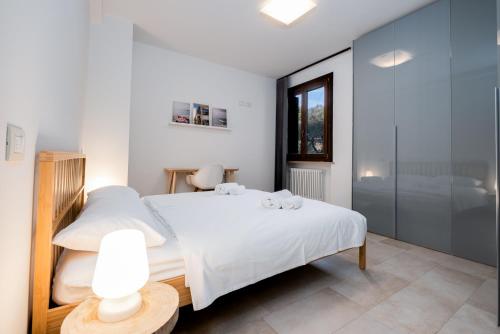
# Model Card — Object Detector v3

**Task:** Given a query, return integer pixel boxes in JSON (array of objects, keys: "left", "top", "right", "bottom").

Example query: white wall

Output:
[
  {"left": 0, "top": 1, "right": 89, "bottom": 333},
  {"left": 129, "top": 42, "right": 276, "bottom": 195},
  {"left": 288, "top": 50, "right": 353, "bottom": 208},
  {"left": 82, "top": 16, "right": 133, "bottom": 192}
]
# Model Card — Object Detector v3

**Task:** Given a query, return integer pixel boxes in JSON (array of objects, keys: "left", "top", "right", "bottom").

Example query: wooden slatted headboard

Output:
[
  {"left": 32, "top": 152, "right": 86, "bottom": 334},
  {"left": 389, "top": 161, "right": 489, "bottom": 181}
]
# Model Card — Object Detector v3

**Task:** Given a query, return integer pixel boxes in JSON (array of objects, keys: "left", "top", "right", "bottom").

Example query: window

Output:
[{"left": 287, "top": 73, "right": 333, "bottom": 162}]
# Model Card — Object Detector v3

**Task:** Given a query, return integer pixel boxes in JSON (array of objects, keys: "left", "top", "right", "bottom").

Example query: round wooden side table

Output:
[{"left": 61, "top": 282, "right": 179, "bottom": 334}]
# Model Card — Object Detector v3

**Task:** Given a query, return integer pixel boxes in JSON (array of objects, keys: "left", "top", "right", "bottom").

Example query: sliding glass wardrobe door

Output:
[
  {"left": 497, "top": 0, "right": 500, "bottom": 326},
  {"left": 394, "top": 0, "right": 452, "bottom": 252},
  {"left": 451, "top": 0, "right": 497, "bottom": 266},
  {"left": 353, "top": 24, "right": 396, "bottom": 237}
]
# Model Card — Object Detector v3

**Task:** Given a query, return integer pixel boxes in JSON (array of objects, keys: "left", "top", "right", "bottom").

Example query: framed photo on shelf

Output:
[
  {"left": 172, "top": 101, "right": 191, "bottom": 124},
  {"left": 212, "top": 108, "right": 227, "bottom": 128},
  {"left": 192, "top": 103, "right": 210, "bottom": 126}
]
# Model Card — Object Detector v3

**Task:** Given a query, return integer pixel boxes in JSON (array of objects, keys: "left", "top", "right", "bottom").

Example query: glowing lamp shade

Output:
[
  {"left": 92, "top": 229, "right": 149, "bottom": 322},
  {"left": 261, "top": 0, "right": 316, "bottom": 25}
]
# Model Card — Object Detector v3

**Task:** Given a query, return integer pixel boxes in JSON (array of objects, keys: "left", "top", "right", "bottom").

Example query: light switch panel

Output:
[{"left": 6, "top": 124, "right": 25, "bottom": 161}]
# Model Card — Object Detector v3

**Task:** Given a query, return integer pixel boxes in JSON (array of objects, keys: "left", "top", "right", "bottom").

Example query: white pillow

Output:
[
  {"left": 53, "top": 188, "right": 165, "bottom": 251},
  {"left": 453, "top": 176, "right": 483, "bottom": 187},
  {"left": 87, "top": 185, "right": 140, "bottom": 200},
  {"left": 54, "top": 241, "right": 184, "bottom": 288},
  {"left": 434, "top": 175, "right": 482, "bottom": 187}
]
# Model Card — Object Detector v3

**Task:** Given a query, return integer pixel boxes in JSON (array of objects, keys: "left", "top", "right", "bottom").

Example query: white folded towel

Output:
[
  {"left": 228, "top": 185, "right": 246, "bottom": 195},
  {"left": 261, "top": 190, "right": 293, "bottom": 209},
  {"left": 215, "top": 183, "right": 239, "bottom": 195},
  {"left": 270, "top": 189, "right": 293, "bottom": 199},
  {"left": 261, "top": 197, "right": 282, "bottom": 209},
  {"left": 281, "top": 196, "right": 303, "bottom": 210}
]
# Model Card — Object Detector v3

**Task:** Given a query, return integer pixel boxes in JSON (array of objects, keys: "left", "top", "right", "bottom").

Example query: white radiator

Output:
[{"left": 288, "top": 168, "right": 325, "bottom": 201}]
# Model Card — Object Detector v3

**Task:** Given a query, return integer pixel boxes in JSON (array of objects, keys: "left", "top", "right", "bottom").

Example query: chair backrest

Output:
[{"left": 190, "top": 164, "right": 224, "bottom": 189}]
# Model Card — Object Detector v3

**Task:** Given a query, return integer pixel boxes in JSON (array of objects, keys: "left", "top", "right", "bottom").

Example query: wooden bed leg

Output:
[{"left": 359, "top": 240, "right": 366, "bottom": 270}]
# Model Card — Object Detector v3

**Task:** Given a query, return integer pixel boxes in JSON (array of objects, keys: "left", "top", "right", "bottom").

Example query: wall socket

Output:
[{"left": 238, "top": 100, "right": 252, "bottom": 108}]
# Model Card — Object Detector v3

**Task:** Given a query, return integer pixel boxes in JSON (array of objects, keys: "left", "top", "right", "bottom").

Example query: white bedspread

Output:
[{"left": 144, "top": 190, "right": 366, "bottom": 310}]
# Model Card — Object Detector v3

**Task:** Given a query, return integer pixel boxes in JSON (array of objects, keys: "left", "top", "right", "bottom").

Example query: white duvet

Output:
[{"left": 144, "top": 190, "right": 367, "bottom": 310}]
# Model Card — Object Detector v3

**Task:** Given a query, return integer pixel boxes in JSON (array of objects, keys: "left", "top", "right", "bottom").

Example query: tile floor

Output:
[{"left": 174, "top": 233, "right": 498, "bottom": 334}]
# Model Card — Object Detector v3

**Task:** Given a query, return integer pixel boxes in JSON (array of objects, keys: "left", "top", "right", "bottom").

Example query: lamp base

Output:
[{"left": 97, "top": 291, "right": 142, "bottom": 323}]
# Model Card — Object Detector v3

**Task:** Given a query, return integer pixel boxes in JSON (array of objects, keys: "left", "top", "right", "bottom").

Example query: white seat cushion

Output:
[{"left": 187, "top": 164, "right": 224, "bottom": 190}]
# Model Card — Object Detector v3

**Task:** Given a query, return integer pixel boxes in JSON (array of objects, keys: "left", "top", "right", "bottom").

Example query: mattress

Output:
[{"left": 52, "top": 233, "right": 185, "bottom": 305}]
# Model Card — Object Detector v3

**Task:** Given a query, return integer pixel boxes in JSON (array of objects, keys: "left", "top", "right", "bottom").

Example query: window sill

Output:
[
  {"left": 288, "top": 160, "right": 335, "bottom": 165},
  {"left": 286, "top": 154, "right": 332, "bottom": 163}
]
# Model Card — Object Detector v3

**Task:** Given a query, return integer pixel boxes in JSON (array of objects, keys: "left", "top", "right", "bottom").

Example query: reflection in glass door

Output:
[
  {"left": 394, "top": 0, "right": 452, "bottom": 252},
  {"left": 353, "top": 23, "right": 396, "bottom": 238},
  {"left": 451, "top": 0, "right": 497, "bottom": 266},
  {"left": 496, "top": 0, "right": 500, "bottom": 326}
]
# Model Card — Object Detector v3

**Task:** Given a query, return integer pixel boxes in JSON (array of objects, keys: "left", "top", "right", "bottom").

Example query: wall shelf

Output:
[{"left": 169, "top": 122, "right": 231, "bottom": 131}]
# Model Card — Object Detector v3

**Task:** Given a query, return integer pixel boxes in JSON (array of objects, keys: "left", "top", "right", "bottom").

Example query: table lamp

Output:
[{"left": 92, "top": 229, "right": 149, "bottom": 322}]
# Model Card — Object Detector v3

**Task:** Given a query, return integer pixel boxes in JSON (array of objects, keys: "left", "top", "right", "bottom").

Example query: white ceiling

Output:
[{"left": 102, "top": 0, "right": 435, "bottom": 78}]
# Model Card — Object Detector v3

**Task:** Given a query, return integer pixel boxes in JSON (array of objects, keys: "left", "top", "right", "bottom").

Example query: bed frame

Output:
[{"left": 31, "top": 151, "right": 366, "bottom": 334}]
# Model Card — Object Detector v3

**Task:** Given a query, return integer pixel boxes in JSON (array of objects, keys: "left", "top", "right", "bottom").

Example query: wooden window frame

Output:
[{"left": 287, "top": 73, "right": 333, "bottom": 162}]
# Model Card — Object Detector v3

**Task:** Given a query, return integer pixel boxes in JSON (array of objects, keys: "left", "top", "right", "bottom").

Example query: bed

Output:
[{"left": 31, "top": 151, "right": 367, "bottom": 334}]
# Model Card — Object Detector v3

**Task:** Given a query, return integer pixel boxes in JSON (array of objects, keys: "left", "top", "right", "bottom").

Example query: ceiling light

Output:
[{"left": 261, "top": 0, "right": 317, "bottom": 25}]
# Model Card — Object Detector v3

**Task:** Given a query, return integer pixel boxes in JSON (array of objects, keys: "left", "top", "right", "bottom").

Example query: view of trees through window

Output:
[
  {"left": 287, "top": 73, "right": 332, "bottom": 162},
  {"left": 307, "top": 87, "right": 325, "bottom": 154}
]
